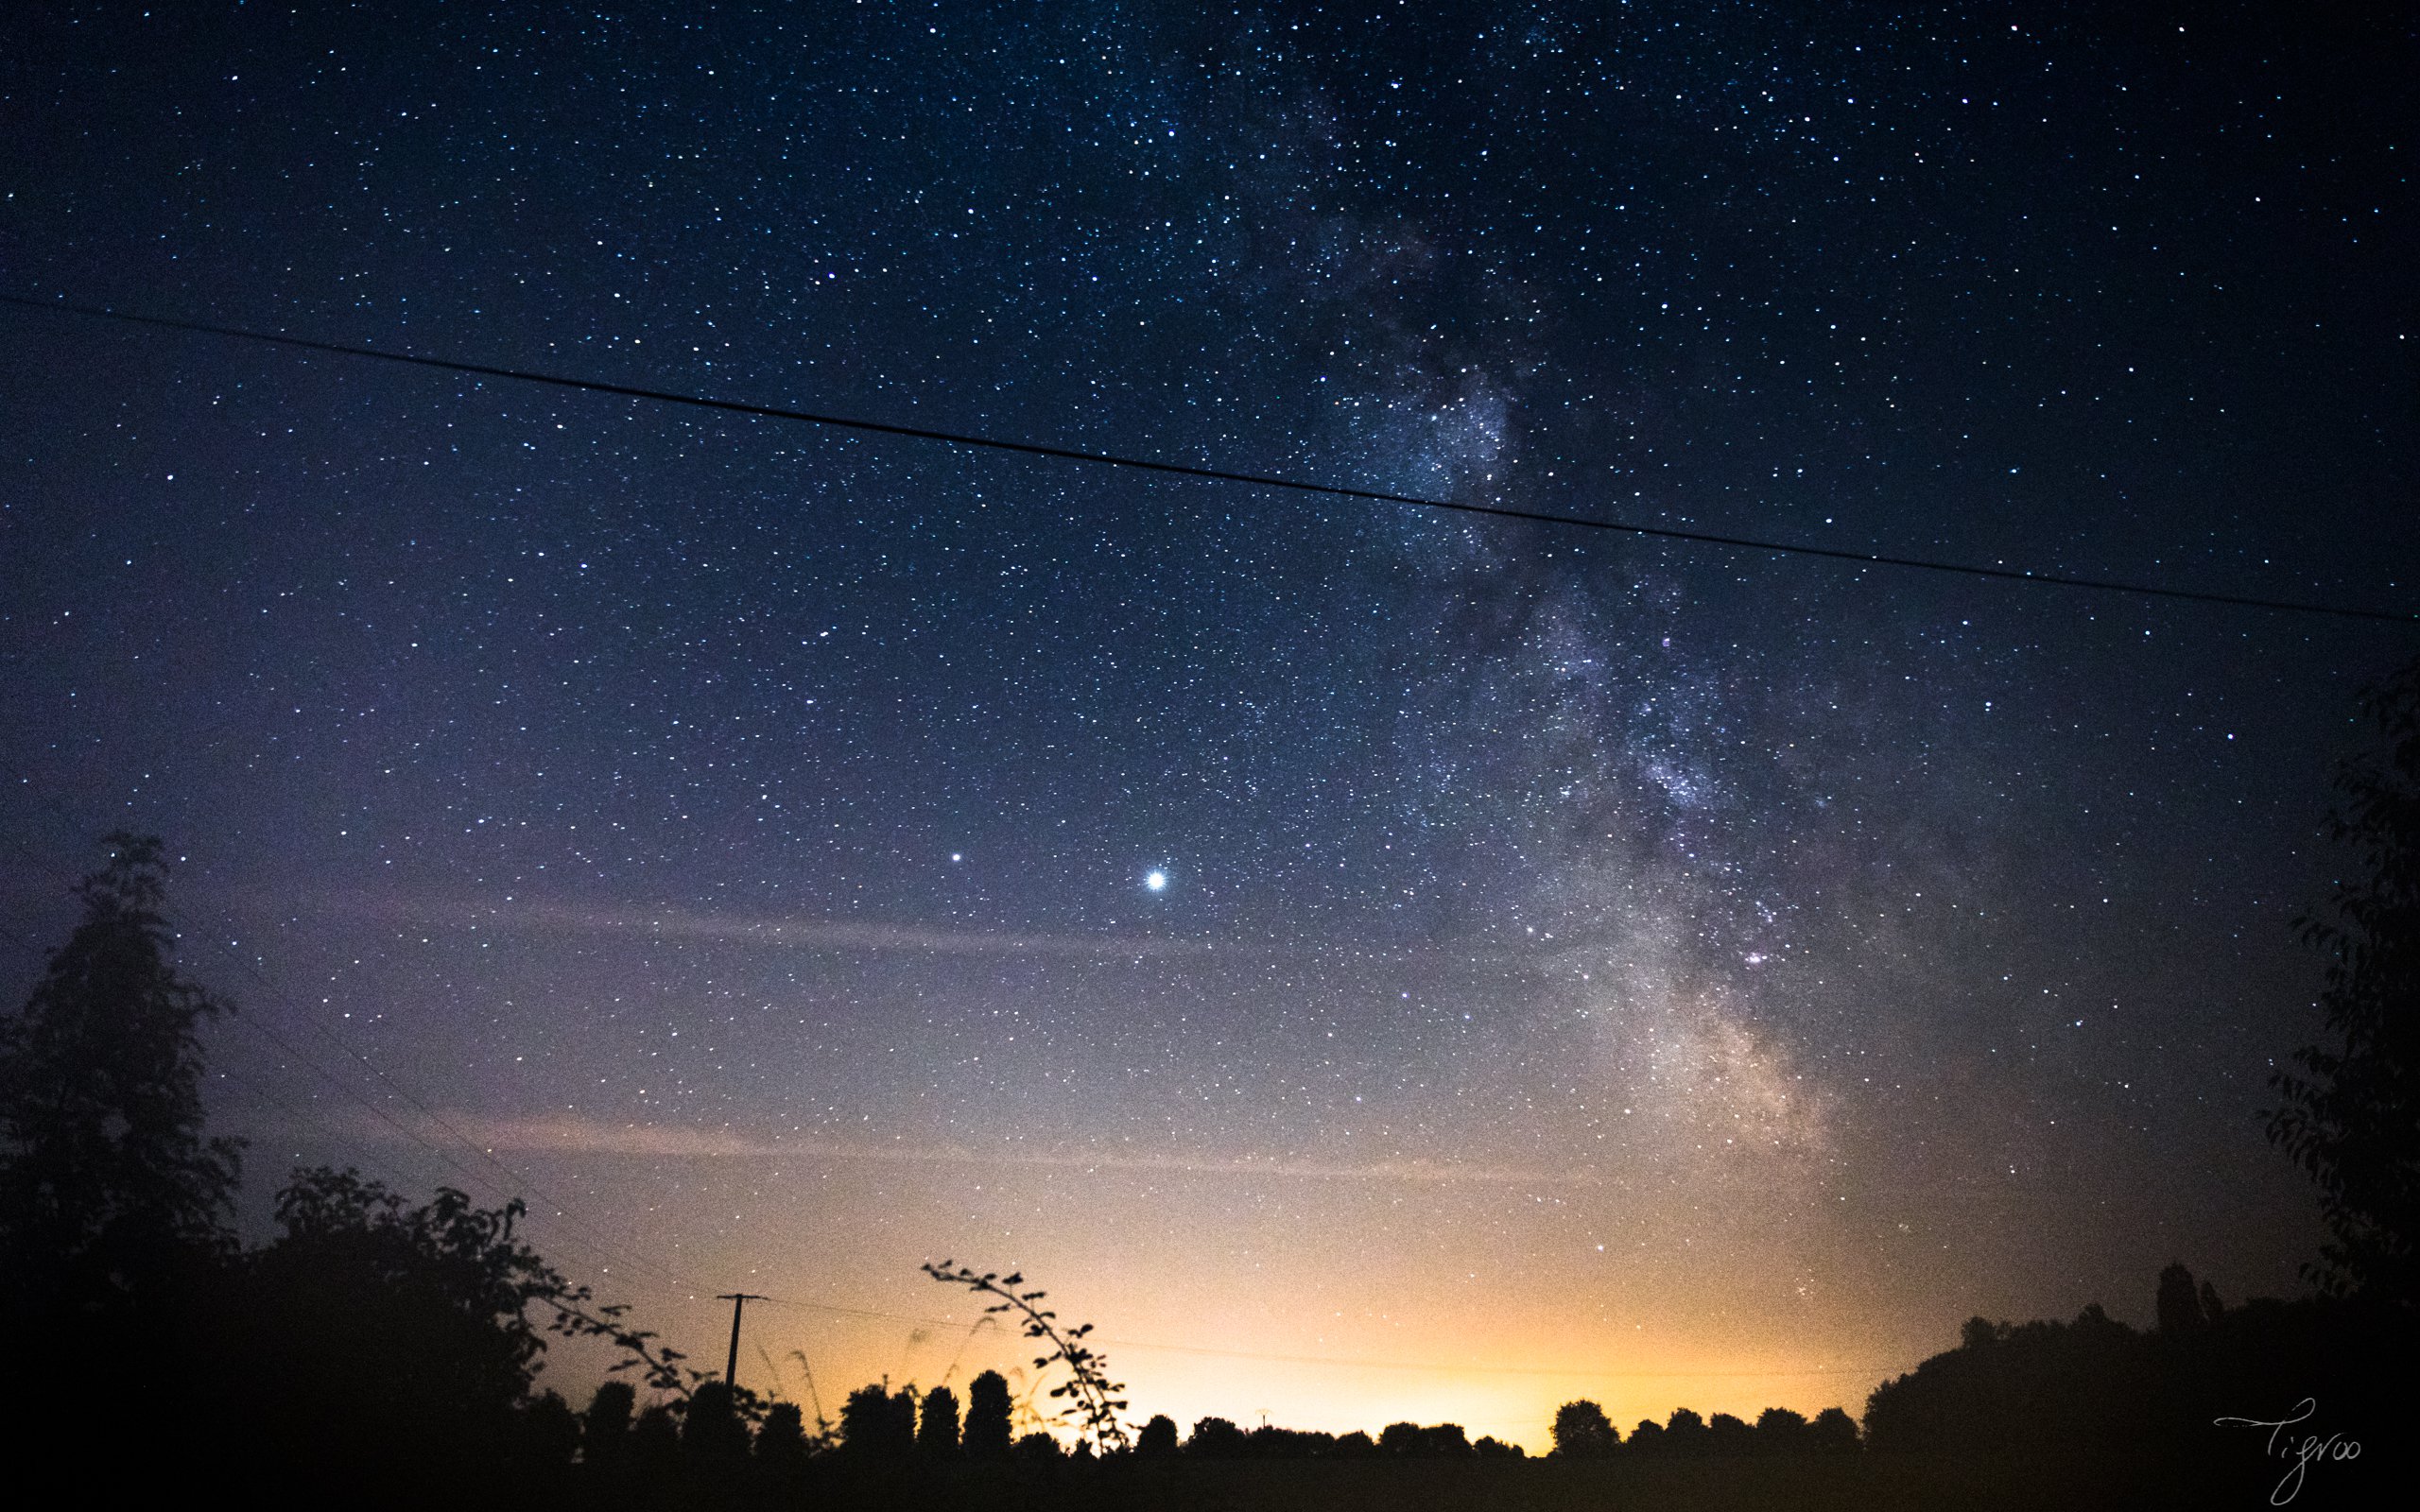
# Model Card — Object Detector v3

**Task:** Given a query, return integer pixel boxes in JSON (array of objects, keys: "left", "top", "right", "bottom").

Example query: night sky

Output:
[{"left": 2, "top": 1, "right": 2413, "bottom": 1449}]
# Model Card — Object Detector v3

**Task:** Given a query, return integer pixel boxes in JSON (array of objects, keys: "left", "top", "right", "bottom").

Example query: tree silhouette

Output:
[
  {"left": 1419, "top": 1424, "right": 1474, "bottom": 1457},
  {"left": 2269, "top": 655, "right": 2420, "bottom": 1302},
  {"left": 522, "top": 1389, "right": 581, "bottom": 1469},
  {"left": 1628, "top": 1418, "right": 1665, "bottom": 1454},
  {"left": 1807, "top": 1406, "right": 1859, "bottom": 1453},
  {"left": 221, "top": 1166, "right": 613, "bottom": 1477},
  {"left": 1663, "top": 1407, "right": 1709, "bottom": 1455},
  {"left": 917, "top": 1383, "right": 961, "bottom": 1454},
  {"left": 757, "top": 1401, "right": 811, "bottom": 1468},
  {"left": 1136, "top": 1413, "right": 1179, "bottom": 1458},
  {"left": 1754, "top": 1406, "right": 1808, "bottom": 1452},
  {"left": 841, "top": 1383, "right": 914, "bottom": 1456},
  {"left": 1706, "top": 1411, "right": 1753, "bottom": 1454},
  {"left": 1188, "top": 1417, "right": 1249, "bottom": 1456},
  {"left": 0, "top": 834, "right": 242, "bottom": 1317},
  {"left": 583, "top": 1380, "right": 636, "bottom": 1465},
  {"left": 962, "top": 1369, "right": 1012, "bottom": 1458},
  {"left": 683, "top": 1379, "right": 752, "bottom": 1468},
  {"left": 631, "top": 1403, "right": 681, "bottom": 1469},
  {"left": 1551, "top": 1399, "right": 1617, "bottom": 1457},
  {"left": 2155, "top": 1262, "right": 2204, "bottom": 1334}
]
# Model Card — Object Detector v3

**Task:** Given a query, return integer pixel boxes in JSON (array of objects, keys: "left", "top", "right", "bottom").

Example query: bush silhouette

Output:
[
  {"left": 210, "top": 1166, "right": 602, "bottom": 1482},
  {"left": 1014, "top": 1430, "right": 1064, "bottom": 1463}
]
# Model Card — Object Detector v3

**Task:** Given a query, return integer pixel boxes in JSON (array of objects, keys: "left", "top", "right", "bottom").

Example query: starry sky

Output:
[{"left": 2, "top": 0, "right": 2414, "bottom": 1449}]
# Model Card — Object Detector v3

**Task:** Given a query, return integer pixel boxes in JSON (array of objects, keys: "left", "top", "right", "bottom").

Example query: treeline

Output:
[{"left": 1547, "top": 1400, "right": 1858, "bottom": 1458}]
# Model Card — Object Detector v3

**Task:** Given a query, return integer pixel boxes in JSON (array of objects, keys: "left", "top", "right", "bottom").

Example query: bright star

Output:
[{"left": 1145, "top": 870, "right": 1167, "bottom": 891}]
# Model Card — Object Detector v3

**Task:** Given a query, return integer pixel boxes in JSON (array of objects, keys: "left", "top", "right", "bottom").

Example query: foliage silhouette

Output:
[
  {"left": 924, "top": 1259, "right": 1132, "bottom": 1451},
  {"left": 2269, "top": 655, "right": 2420, "bottom": 1303}
]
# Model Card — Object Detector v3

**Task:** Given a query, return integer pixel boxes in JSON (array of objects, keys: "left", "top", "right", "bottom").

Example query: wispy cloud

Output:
[
  {"left": 295, "top": 892, "right": 1548, "bottom": 968},
  {"left": 363, "top": 1109, "right": 1587, "bottom": 1186}
]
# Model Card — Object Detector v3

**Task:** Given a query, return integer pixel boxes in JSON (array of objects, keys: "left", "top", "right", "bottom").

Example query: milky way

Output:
[{"left": 2, "top": 2, "right": 2411, "bottom": 1446}]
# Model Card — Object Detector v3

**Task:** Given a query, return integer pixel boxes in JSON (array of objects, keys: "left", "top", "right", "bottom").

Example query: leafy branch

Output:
[{"left": 923, "top": 1261, "right": 1132, "bottom": 1452}]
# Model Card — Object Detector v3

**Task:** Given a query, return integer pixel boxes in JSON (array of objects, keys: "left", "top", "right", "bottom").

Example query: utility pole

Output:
[{"left": 717, "top": 1293, "right": 766, "bottom": 1386}]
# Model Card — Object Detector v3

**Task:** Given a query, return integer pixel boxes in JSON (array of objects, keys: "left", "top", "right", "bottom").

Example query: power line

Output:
[{"left": 4, "top": 291, "right": 2410, "bottom": 627}]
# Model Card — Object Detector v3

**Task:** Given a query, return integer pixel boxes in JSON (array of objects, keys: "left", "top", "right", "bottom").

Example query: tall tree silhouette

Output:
[
  {"left": 0, "top": 834, "right": 242, "bottom": 1314},
  {"left": 962, "top": 1369, "right": 1012, "bottom": 1458},
  {"left": 917, "top": 1383, "right": 962, "bottom": 1454},
  {"left": 2269, "top": 656, "right": 2420, "bottom": 1302}
]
